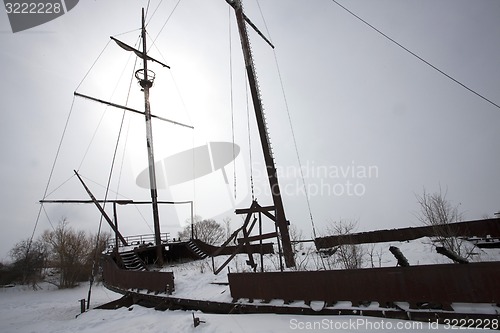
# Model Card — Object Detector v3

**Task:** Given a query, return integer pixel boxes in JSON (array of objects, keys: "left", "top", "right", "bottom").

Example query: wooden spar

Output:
[
  {"left": 113, "top": 203, "right": 119, "bottom": 254},
  {"left": 139, "top": 8, "right": 163, "bottom": 266},
  {"left": 40, "top": 199, "right": 193, "bottom": 205},
  {"left": 73, "top": 92, "right": 194, "bottom": 129},
  {"left": 228, "top": 0, "right": 295, "bottom": 268},
  {"left": 73, "top": 170, "right": 128, "bottom": 246},
  {"left": 41, "top": 199, "right": 134, "bottom": 205},
  {"left": 110, "top": 36, "right": 170, "bottom": 68},
  {"left": 241, "top": 12, "right": 274, "bottom": 49}
]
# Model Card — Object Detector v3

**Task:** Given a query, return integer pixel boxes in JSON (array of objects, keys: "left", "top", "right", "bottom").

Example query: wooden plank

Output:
[
  {"left": 235, "top": 205, "right": 275, "bottom": 215},
  {"left": 238, "top": 232, "right": 278, "bottom": 244}
]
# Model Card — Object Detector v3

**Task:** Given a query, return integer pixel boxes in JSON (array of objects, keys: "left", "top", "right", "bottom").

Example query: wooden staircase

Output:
[
  {"left": 119, "top": 250, "right": 147, "bottom": 271},
  {"left": 186, "top": 240, "right": 209, "bottom": 259}
]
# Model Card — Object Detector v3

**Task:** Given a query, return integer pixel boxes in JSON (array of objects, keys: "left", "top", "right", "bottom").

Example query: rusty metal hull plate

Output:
[
  {"left": 98, "top": 287, "right": 500, "bottom": 329},
  {"left": 315, "top": 218, "right": 500, "bottom": 248},
  {"left": 228, "top": 262, "right": 500, "bottom": 307},
  {"left": 102, "top": 256, "right": 174, "bottom": 294}
]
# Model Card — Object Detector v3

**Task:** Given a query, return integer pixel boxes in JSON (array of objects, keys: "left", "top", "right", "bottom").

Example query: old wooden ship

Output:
[{"left": 41, "top": 0, "right": 500, "bottom": 327}]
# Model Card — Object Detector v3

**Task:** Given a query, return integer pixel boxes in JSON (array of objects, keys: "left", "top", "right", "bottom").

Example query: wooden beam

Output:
[
  {"left": 238, "top": 232, "right": 278, "bottom": 244},
  {"left": 40, "top": 199, "right": 190, "bottom": 205},
  {"left": 235, "top": 205, "right": 275, "bottom": 215},
  {"left": 73, "top": 170, "right": 128, "bottom": 246},
  {"left": 74, "top": 92, "right": 194, "bottom": 129}
]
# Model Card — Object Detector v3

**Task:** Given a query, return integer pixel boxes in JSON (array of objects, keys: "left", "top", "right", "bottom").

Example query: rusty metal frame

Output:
[
  {"left": 315, "top": 218, "right": 500, "bottom": 249},
  {"left": 228, "top": 261, "right": 500, "bottom": 309},
  {"left": 97, "top": 288, "right": 500, "bottom": 329}
]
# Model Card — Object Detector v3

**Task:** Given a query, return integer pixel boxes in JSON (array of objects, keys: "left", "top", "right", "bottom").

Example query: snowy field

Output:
[
  {"left": 1, "top": 282, "right": 493, "bottom": 333},
  {"left": 1, "top": 238, "right": 498, "bottom": 333}
]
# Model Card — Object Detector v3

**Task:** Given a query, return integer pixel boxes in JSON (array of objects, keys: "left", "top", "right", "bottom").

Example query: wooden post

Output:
[
  {"left": 140, "top": 8, "right": 163, "bottom": 266},
  {"left": 228, "top": 0, "right": 295, "bottom": 268},
  {"left": 113, "top": 202, "right": 119, "bottom": 253}
]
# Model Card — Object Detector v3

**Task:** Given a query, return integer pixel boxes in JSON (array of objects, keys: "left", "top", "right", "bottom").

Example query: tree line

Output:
[{"left": 1, "top": 218, "right": 109, "bottom": 289}]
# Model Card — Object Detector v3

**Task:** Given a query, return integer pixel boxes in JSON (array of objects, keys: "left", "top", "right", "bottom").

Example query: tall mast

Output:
[
  {"left": 228, "top": 0, "right": 295, "bottom": 268},
  {"left": 140, "top": 8, "right": 163, "bottom": 265}
]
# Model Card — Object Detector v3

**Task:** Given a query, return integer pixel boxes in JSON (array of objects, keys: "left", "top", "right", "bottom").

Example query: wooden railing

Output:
[
  {"left": 101, "top": 255, "right": 174, "bottom": 294},
  {"left": 106, "top": 233, "right": 170, "bottom": 249}
]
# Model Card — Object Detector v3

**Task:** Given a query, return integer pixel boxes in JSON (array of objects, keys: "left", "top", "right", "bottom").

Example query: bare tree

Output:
[
  {"left": 178, "top": 216, "right": 226, "bottom": 245},
  {"left": 324, "top": 219, "right": 365, "bottom": 269},
  {"left": 415, "top": 186, "right": 473, "bottom": 260},
  {"left": 42, "top": 218, "right": 92, "bottom": 288},
  {"left": 289, "top": 225, "right": 311, "bottom": 271},
  {"left": 289, "top": 224, "right": 304, "bottom": 253},
  {"left": 87, "top": 231, "right": 111, "bottom": 281},
  {"left": 223, "top": 216, "right": 232, "bottom": 240},
  {"left": 9, "top": 238, "right": 48, "bottom": 288},
  {"left": 367, "top": 243, "right": 384, "bottom": 268}
]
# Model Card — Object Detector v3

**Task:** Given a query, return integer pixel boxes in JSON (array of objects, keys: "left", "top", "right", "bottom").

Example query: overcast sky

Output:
[{"left": 1, "top": 0, "right": 499, "bottom": 261}]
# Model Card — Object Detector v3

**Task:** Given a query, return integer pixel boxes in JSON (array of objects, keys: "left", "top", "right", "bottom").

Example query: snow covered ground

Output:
[
  {"left": 1, "top": 238, "right": 498, "bottom": 332},
  {"left": 1, "top": 282, "right": 494, "bottom": 332}
]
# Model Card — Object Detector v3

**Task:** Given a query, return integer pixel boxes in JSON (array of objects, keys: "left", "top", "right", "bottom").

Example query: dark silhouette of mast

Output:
[
  {"left": 138, "top": 8, "right": 163, "bottom": 266},
  {"left": 227, "top": 0, "right": 295, "bottom": 268}
]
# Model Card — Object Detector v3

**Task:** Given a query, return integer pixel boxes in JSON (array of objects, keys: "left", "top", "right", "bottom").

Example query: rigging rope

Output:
[
  {"left": 44, "top": 174, "right": 75, "bottom": 199},
  {"left": 24, "top": 89, "right": 81, "bottom": 289},
  {"left": 87, "top": 53, "right": 144, "bottom": 308},
  {"left": 113, "top": 120, "right": 130, "bottom": 200},
  {"left": 145, "top": 0, "right": 151, "bottom": 20},
  {"left": 228, "top": 6, "right": 237, "bottom": 200},
  {"left": 146, "top": 0, "right": 165, "bottom": 26},
  {"left": 75, "top": 40, "right": 112, "bottom": 92},
  {"left": 150, "top": 0, "right": 182, "bottom": 51},
  {"left": 41, "top": 205, "right": 55, "bottom": 231},
  {"left": 94, "top": 58, "right": 137, "bottom": 249},
  {"left": 256, "top": 0, "right": 318, "bottom": 238},
  {"left": 113, "top": 28, "right": 142, "bottom": 38},
  {"left": 244, "top": 69, "right": 255, "bottom": 200},
  {"left": 28, "top": 94, "right": 77, "bottom": 249},
  {"left": 32, "top": 37, "right": 117, "bottom": 248},
  {"left": 274, "top": 51, "right": 318, "bottom": 239},
  {"left": 77, "top": 174, "right": 154, "bottom": 232},
  {"left": 331, "top": 0, "right": 500, "bottom": 111},
  {"left": 77, "top": 37, "right": 140, "bottom": 172}
]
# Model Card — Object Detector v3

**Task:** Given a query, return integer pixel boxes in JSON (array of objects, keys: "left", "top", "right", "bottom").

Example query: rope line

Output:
[
  {"left": 228, "top": 6, "right": 237, "bottom": 200},
  {"left": 44, "top": 174, "right": 75, "bottom": 199},
  {"left": 24, "top": 92, "right": 79, "bottom": 283},
  {"left": 41, "top": 205, "right": 55, "bottom": 231},
  {"left": 77, "top": 37, "right": 140, "bottom": 172},
  {"left": 331, "top": 0, "right": 500, "bottom": 110},
  {"left": 33, "top": 95, "right": 77, "bottom": 229},
  {"left": 113, "top": 28, "right": 142, "bottom": 37},
  {"left": 273, "top": 49, "right": 318, "bottom": 239},
  {"left": 77, "top": 174, "right": 154, "bottom": 232},
  {"left": 145, "top": 0, "right": 151, "bottom": 20},
  {"left": 94, "top": 55, "right": 136, "bottom": 247},
  {"left": 150, "top": 0, "right": 182, "bottom": 50},
  {"left": 256, "top": 0, "right": 317, "bottom": 238},
  {"left": 75, "top": 40, "right": 111, "bottom": 92},
  {"left": 146, "top": 0, "right": 165, "bottom": 26},
  {"left": 113, "top": 58, "right": 139, "bottom": 201},
  {"left": 87, "top": 50, "right": 138, "bottom": 308},
  {"left": 245, "top": 73, "right": 255, "bottom": 200}
]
